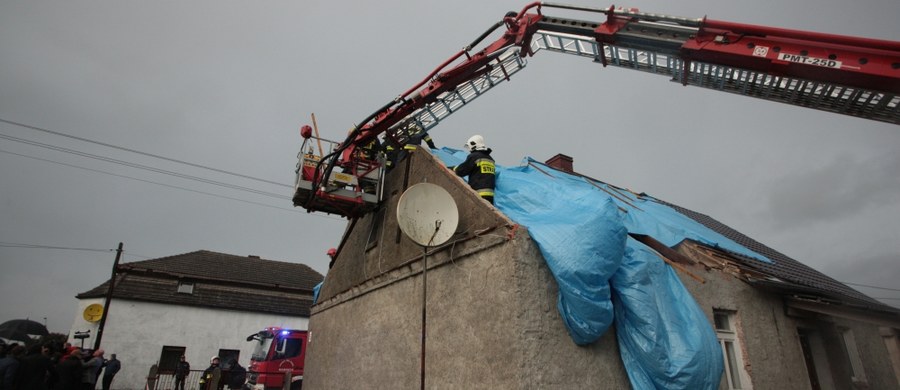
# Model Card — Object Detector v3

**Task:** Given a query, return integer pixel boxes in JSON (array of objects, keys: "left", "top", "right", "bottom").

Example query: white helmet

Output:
[
  {"left": 210, "top": 356, "right": 220, "bottom": 364},
  {"left": 465, "top": 135, "right": 487, "bottom": 151}
]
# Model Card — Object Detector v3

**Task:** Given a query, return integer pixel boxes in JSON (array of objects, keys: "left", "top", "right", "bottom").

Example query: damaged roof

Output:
[
  {"left": 441, "top": 148, "right": 896, "bottom": 315},
  {"left": 540, "top": 155, "right": 896, "bottom": 314},
  {"left": 658, "top": 201, "right": 894, "bottom": 312}
]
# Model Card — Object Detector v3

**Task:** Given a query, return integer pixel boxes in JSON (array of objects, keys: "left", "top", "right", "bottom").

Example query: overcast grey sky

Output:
[{"left": 1, "top": 0, "right": 898, "bottom": 334}]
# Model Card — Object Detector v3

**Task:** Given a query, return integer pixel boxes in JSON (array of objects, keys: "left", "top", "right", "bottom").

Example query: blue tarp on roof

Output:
[{"left": 435, "top": 148, "right": 772, "bottom": 389}]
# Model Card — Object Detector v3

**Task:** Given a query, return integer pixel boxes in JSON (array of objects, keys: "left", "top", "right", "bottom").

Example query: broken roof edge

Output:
[
  {"left": 677, "top": 239, "right": 898, "bottom": 314},
  {"left": 784, "top": 295, "right": 900, "bottom": 328},
  {"left": 661, "top": 203, "right": 896, "bottom": 313}
]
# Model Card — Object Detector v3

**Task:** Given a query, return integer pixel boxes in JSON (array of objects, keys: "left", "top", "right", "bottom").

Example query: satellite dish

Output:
[{"left": 397, "top": 183, "right": 459, "bottom": 247}]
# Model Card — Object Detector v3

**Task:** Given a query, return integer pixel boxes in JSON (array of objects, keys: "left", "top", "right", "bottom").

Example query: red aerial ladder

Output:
[{"left": 292, "top": 2, "right": 900, "bottom": 218}]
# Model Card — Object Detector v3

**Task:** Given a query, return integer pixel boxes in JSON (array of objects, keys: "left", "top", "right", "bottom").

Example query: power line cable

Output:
[
  {"left": 0, "top": 242, "right": 114, "bottom": 253},
  {"left": 0, "top": 148, "right": 342, "bottom": 222},
  {"left": 0, "top": 242, "right": 161, "bottom": 261},
  {"left": 0, "top": 119, "right": 359, "bottom": 234},
  {"left": 0, "top": 133, "right": 287, "bottom": 199},
  {"left": 0, "top": 117, "right": 290, "bottom": 188},
  {"left": 842, "top": 281, "right": 900, "bottom": 292},
  {"left": 0, "top": 148, "right": 296, "bottom": 211}
]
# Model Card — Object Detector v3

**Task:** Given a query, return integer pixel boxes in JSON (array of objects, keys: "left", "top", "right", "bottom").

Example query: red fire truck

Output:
[{"left": 244, "top": 327, "right": 308, "bottom": 390}]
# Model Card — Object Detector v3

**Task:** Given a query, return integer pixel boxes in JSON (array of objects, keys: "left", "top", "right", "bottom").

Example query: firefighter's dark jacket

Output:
[{"left": 453, "top": 148, "right": 496, "bottom": 196}]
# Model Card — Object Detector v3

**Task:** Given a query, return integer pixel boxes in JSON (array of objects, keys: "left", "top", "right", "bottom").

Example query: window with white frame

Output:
[
  {"left": 176, "top": 281, "right": 194, "bottom": 294},
  {"left": 840, "top": 328, "right": 868, "bottom": 384},
  {"left": 714, "top": 309, "right": 753, "bottom": 389}
]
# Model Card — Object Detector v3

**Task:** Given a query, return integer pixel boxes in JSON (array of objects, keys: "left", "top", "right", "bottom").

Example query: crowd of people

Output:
[{"left": 0, "top": 341, "right": 120, "bottom": 390}]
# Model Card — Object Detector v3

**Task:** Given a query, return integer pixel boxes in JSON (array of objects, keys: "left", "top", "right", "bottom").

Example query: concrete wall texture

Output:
[
  {"left": 304, "top": 149, "right": 899, "bottom": 389},
  {"left": 673, "top": 245, "right": 900, "bottom": 390}
]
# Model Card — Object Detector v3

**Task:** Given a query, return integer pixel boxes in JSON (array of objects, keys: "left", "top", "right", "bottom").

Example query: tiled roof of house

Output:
[
  {"left": 124, "top": 250, "right": 321, "bottom": 290},
  {"left": 77, "top": 250, "right": 323, "bottom": 316},
  {"left": 656, "top": 201, "right": 896, "bottom": 312}
]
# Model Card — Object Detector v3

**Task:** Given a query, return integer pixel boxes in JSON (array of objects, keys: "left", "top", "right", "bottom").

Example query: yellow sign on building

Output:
[{"left": 82, "top": 303, "right": 103, "bottom": 323}]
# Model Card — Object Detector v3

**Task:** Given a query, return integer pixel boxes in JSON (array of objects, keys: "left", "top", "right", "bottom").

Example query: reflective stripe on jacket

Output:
[{"left": 454, "top": 149, "right": 495, "bottom": 198}]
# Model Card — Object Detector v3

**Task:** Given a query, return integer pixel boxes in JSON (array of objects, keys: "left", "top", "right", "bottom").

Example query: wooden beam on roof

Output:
[
  {"left": 629, "top": 233, "right": 705, "bottom": 284},
  {"left": 786, "top": 297, "right": 900, "bottom": 328}
]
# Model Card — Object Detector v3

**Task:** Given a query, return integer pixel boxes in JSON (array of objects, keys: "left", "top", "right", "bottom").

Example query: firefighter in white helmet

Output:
[
  {"left": 199, "top": 356, "right": 221, "bottom": 390},
  {"left": 452, "top": 135, "right": 496, "bottom": 204}
]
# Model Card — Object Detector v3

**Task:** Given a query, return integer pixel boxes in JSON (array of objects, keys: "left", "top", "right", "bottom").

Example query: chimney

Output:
[{"left": 545, "top": 154, "right": 574, "bottom": 173}]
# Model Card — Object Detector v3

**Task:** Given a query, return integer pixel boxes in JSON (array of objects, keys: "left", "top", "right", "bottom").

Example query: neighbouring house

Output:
[
  {"left": 305, "top": 148, "right": 900, "bottom": 389},
  {"left": 68, "top": 250, "right": 322, "bottom": 390}
]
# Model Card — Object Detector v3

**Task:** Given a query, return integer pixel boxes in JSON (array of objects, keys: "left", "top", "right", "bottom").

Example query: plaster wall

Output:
[
  {"left": 68, "top": 298, "right": 308, "bottom": 390},
  {"left": 673, "top": 259, "right": 812, "bottom": 390},
  {"left": 824, "top": 317, "right": 900, "bottom": 390},
  {"left": 673, "top": 246, "right": 900, "bottom": 390},
  {"left": 306, "top": 226, "right": 631, "bottom": 389}
]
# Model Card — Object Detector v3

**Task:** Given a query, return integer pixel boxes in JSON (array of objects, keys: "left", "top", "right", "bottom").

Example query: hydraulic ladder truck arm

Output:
[{"left": 293, "top": 2, "right": 900, "bottom": 218}]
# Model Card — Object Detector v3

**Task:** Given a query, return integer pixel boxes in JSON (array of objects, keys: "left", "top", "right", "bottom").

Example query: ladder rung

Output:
[
  {"left": 531, "top": 30, "right": 899, "bottom": 124},
  {"left": 386, "top": 47, "right": 528, "bottom": 142}
]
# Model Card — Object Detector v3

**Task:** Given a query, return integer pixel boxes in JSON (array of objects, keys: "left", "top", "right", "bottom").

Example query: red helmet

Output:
[
  {"left": 327, "top": 248, "right": 337, "bottom": 257},
  {"left": 300, "top": 125, "right": 313, "bottom": 139}
]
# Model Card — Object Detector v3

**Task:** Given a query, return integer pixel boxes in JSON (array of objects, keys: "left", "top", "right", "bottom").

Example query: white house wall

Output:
[
  {"left": 68, "top": 298, "right": 105, "bottom": 349},
  {"left": 69, "top": 298, "right": 308, "bottom": 390}
]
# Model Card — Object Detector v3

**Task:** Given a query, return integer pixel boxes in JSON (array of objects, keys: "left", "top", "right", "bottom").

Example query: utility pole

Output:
[{"left": 93, "top": 242, "right": 123, "bottom": 351}]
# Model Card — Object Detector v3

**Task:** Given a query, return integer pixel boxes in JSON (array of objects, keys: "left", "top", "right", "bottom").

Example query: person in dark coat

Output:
[
  {"left": 15, "top": 344, "right": 55, "bottom": 390},
  {"left": 453, "top": 134, "right": 496, "bottom": 204},
  {"left": 225, "top": 359, "right": 245, "bottom": 390},
  {"left": 173, "top": 355, "right": 190, "bottom": 390},
  {"left": 80, "top": 349, "right": 103, "bottom": 390},
  {"left": 54, "top": 349, "right": 83, "bottom": 390},
  {"left": 0, "top": 345, "right": 23, "bottom": 390},
  {"left": 100, "top": 354, "right": 120, "bottom": 390},
  {"left": 408, "top": 125, "right": 437, "bottom": 150}
]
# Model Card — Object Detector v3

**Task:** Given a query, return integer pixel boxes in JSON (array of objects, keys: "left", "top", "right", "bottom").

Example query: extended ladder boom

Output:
[
  {"left": 296, "top": 2, "right": 900, "bottom": 217},
  {"left": 533, "top": 4, "right": 899, "bottom": 123},
  {"left": 359, "top": 2, "right": 899, "bottom": 149}
]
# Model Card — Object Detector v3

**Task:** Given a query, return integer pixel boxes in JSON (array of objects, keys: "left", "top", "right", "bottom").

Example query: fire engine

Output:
[
  {"left": 292, "top": 2, "right": 900, "bottom": 218},
  {"left": 244, "top": 327, "right": 308, "bottom": 390}
]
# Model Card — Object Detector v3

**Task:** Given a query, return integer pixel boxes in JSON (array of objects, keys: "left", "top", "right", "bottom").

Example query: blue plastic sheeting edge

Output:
[
  {"left": 312, "top": 281, "right": 322, "bottom": 305},
  {"left": 614, "top": 239, "right": 724, "bottom": 390},
  {"left": 496, "top": 159, "right": 629, "bottom": 343},
  {"left": 528, "top": 159, "right": 771, "bottom": 264}
]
